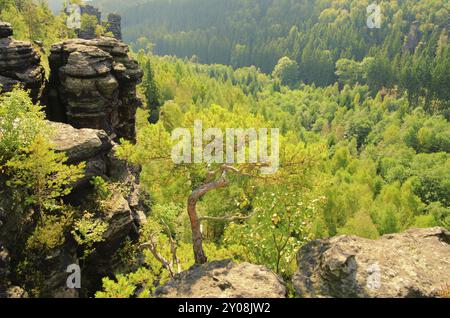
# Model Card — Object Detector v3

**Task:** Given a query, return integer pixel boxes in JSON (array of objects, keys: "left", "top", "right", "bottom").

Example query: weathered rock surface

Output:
[
  {"left": 50, "top": 122, "right": 112, "bottom": 195},
  {"left": 41, "top": 36, "right": 144, "bottom": 296},
  {"left": 47, "top": 37, "right": 143, "bottom": 141},
  {"left": 156, "top": 260, "right": 286, "bottom": 298},
  {"left": 107, "top": 145, "right": 148, "bottom": 228},
  {"left": 0, "top": 242, "right": 28, "bottom": 298},
  {"left": 0, "top": 22, "right": 45, "bottom": 102},
  {"left": 0, "top": 22, "right": 145, "bottom": 297},
  {"left": 38, "top": 246, "right": 80, "bottom": 298},
  {"left": 0, "top": 22, "right": 13, "bottom": 38},
  {"left": 293, "top": 227, "right": 450, "bottom": 298},
  {"left": 48, "top": 122, "right": 145, "bottom": 295},
  {"left": 50, "top": 122, "right": 143, "bottom": 230},
  {"left": 50, "top": 122, "right": 112, "bottom": 163},
  {"left": 105, "top": 14, "right": 122, "bottom": 41},
  {"left": 77, "top": 5, "right": 102, "bottom": 40}
]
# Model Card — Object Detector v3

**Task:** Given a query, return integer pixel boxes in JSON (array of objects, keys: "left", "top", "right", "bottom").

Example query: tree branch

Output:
[
  {"left": 161, "top": 219, "right": 181, "bottom": 274},
  {"left": 139, "top": 236, "right": 175, "bottom": 278},
  {"left": 198, "top": 213, "right": 253, "bottom": 222}
]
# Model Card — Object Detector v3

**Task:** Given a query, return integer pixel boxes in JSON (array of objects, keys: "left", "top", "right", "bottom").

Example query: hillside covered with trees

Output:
[{"left": 93, "top": 0, "right": 449, "bottom": 109}]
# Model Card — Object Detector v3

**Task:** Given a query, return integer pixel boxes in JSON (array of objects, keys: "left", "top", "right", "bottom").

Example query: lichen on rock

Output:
[
  {"left": 156, "top": 260, "right": 287, "bottom": 298},
  {"left": 293, "top": 227, "right": 450, "bottom": 298},
  {"left": 0, "top": 22, "right": 45, "bottom": 103}
]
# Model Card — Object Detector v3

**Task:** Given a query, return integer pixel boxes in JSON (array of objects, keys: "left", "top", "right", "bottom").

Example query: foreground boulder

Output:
[
  {"left": 293, "top": 227, "right": 450, "bottom": 298},
  {"left": 156, "top": 260, "right": 286, "bottom": 298},
  {"left": 47, "top": 37, "right": 143, "bottom": 141},
  {"left": 0, "top": 22, "right": 45, "bottom": 102}
]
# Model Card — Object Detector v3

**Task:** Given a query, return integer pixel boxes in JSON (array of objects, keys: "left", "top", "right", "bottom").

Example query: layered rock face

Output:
[
  {"left": 156, "top": 260, "right": 287, "bottom": 298},
  {"left": 50, "top": 122, "right": 113, "bottom": 190},
  {"left": 0, "top": 22, "right": 45, "bottom": 102},
  {"left": 0, "top": 22, "right": 12, "bottom": 38},
  {"left": 106, "top": 14, "right": 122, "bottom": 41},
  {"left": 27, "top": 122, "right": 147, "bottom": 297},
  {"left": 50, "top": 122, "right": 145, "bottom": 250},
  {"left": 293, "top": 227, "right": 450, "bottom": 298},
  {"left": 0, "top": 27, "right": 145, "bottom": 296},
  {"left": 47, "top": 37, "right": 143, "bottom": 141},
  {"left": 77, "top": 5, "right": 102, "bottom": 40}
]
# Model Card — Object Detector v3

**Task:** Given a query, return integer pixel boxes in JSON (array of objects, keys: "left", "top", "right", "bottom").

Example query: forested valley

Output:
[{"left": 92, "top": 0, "right": 449, "bottom": 106}]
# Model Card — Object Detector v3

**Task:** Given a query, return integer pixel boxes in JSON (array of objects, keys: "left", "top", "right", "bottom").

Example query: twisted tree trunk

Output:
[{"left": 187, "top": 171, "right": 228, "bottom": 264}]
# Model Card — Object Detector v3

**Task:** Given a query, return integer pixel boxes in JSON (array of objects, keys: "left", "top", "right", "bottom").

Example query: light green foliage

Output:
[
  {"left": 0, "top": 88, "right": 89, "bottom": 296},
  {"left": 26, "top": 212, "right": 74, "bottom": 252},
  {"left": 96, "top": 215, "right": 247, "bottom": 298},
  {"left": 96, "top": 275, "right": 137, "bottom": 298},
  {"left": 338, "top": 211, "right": 379, "bottom": 239},
  {"left": 224, "top": 187, "right": 324, "bottom": 276},
  {"left": 71, "top": 212, "right": 108, "bottom": 260},
  {"left": 0, "top": 90, "right": 84, "bottom": 224},
  {"left": 5, "top": 135, "right": 85, "bottom": 214},
  {"left": 151, "top": 203, "right": 186, "bottom": 239},
  {"left": 80, "top": 13, "right": 97, "bottom": 35},
  {"left": 0, "top": 89, "right": 46, "bottom": 163},
  {"left": 335, "top": 58, "right": 373, "bottom": 87},
  {"left": 2, "top": 0, "right": 447, "bottom": 298},
  {"left": 91, "top": 176, "right": 112, "bottom": 201},
  {"left": 106, "top": 53, "right": 449, "bottom": 297},
  {"left": 272, "top": 57, "right": 299, "bottom": 87}
]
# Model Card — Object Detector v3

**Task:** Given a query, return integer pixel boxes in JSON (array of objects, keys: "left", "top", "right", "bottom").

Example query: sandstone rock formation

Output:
[
  {"left": 293, "top": 227, "right": 450, "bottom": 298},
  {"left": 50, "top": 122, "right": 112, "bottom": 190},
  {"left": 47, "top": 37, "right": 143, "bottom": 141},
  {"left": 0, "top": 119, "right": 143, "bottom": 297},
  {"left": 48, "top": 122, "right": 145, "bottom": 295},
  {"left": 0, "top": 21, "right": 145, "bottom": 297},
  {"left": 0, "top": 22, "right": 45, "bottom": 102},
  {"left": 65, "top": 3, "right": 122, "bottom": 41},
  {"left": 50, "top": 122, "right": 143, "bottom": 240},
  {"left": 106, "top": 14, "right": 122, "bottom": 41},
  {"left": 77, "top": 5, "right": 102, "bottom": 40},
  {"left": 156, "top": 260, "right": 287, "bottom": 298}
]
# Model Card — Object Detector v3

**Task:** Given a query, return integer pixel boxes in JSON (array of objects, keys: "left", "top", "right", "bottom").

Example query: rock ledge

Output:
[
  {"left": 293, "top": 227, "right": 450, "bottom": 298},
  {"left": 156, "top": 260, "right": 286, "bottom": 298}
]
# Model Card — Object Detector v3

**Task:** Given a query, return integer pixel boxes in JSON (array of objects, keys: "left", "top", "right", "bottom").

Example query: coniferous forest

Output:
[{"left": 0, "top": 0, "right": 449, "bottom": 301}]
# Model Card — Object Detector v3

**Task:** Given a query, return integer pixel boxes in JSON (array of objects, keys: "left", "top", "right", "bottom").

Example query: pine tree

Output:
[{"left": 143, "top": 60, "right": 161, "bottom": 124}]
